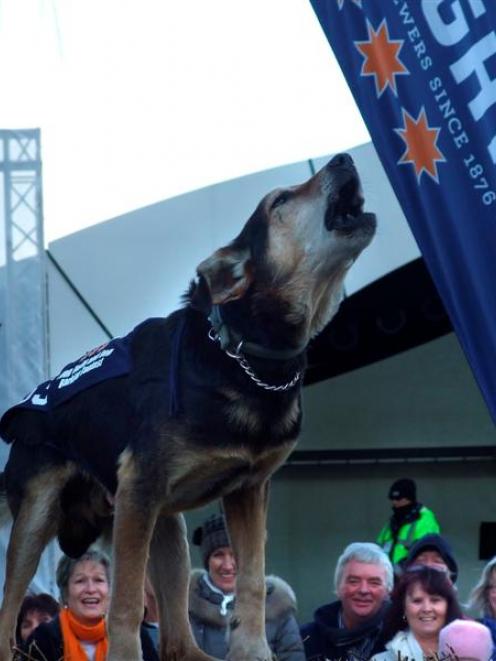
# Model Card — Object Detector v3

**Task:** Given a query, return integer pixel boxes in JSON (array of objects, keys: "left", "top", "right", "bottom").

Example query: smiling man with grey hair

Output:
[{"left": 301, "top": 542, "right": 393, "bottom": 661}]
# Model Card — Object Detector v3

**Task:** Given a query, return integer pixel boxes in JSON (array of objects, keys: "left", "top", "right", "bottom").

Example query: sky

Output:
[{"left": 0, "top": 0, "right": 370, "bottom": 242}]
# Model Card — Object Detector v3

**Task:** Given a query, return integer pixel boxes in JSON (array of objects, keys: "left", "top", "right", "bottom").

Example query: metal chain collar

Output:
[{"left": 208, "top": 329, "right": 301, "bottom": 392}]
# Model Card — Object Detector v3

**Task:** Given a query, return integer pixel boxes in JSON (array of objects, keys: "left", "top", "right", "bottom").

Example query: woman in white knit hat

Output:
[{"left": 439, "top": 619, "right": 493, "bottom": 661}]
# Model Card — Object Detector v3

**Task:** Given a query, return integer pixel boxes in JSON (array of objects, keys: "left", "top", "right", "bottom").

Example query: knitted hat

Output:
[
  {"left": 404, "top": 533, "right": 459, "bottom": 583},
  {"left": 388, "top": 477, "right": 416, "bottom": 501},
  {"left": 192, "top": 514, "right": 230, "bottom": 568},
  {"left": 439, "top": 619, "right": 493, "bottom": 660}
]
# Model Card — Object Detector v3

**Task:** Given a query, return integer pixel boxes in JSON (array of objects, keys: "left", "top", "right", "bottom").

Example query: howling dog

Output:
[{"left": 0, "top": 153, "right": 375, "bottom": 660}]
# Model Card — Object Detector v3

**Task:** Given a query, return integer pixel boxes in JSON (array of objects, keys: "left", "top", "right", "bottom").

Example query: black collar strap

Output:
[{"left": 208, "top": 305, "right": 305, "bottom": 361}]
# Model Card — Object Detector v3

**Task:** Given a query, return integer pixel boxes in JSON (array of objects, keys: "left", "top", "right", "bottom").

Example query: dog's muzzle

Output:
[{"left": 324, "top": 153, "right": 376, "bottom": 236}]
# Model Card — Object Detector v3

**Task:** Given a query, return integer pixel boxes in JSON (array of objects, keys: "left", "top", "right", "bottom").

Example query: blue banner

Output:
[{"left": 310, "top": 0, "right": 496, "bottom": 423}]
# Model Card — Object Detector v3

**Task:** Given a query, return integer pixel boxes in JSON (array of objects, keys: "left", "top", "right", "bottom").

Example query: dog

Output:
[{"left": 0, "top": 153, "right": 375, "bottom": 660}]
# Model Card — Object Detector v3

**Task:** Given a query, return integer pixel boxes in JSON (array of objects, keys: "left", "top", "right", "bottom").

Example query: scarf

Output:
[
  {"left": 202, "top": 574, "right": 235, "bottom": 616},
  {"left": 335, "top": 609, "right": 382, "bottom": 660},
  {"left": 59, "top": 608, "right": 108, "bottom": 661},
  {"left": 390, "top": 502, "right": 421, "bottom": 538},
  {"left": 313, "top": 600, "right": 389, "bottom": 660}
]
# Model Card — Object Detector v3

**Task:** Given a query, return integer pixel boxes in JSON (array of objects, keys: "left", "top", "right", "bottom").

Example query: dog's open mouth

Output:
[{"left": 324, "top": 177, "right": 366, "bottom": 233}]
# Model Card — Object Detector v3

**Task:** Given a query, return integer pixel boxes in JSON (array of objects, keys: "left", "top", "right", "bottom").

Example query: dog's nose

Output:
[{"left": 329, "top": 153, "right": 354, "bottom": 168}]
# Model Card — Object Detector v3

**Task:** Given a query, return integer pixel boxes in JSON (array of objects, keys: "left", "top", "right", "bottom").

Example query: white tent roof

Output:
[{"left": 0, "top": 0, "right": 369, "bottom": 243}]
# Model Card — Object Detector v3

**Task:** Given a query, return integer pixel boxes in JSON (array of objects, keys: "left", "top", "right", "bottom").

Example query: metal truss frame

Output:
[{"left": 0, "top": 128, "right": 48, "bottom": 407}]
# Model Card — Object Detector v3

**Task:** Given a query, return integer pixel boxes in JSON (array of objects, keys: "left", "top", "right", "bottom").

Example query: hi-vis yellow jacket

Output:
[{"left": 377, "top": 506, "right": 440, "bottom": 565}]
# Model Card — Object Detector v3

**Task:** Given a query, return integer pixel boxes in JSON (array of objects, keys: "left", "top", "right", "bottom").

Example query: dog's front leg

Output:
[
  {"left": 107, "top": 453, "right": 158, "bottom": 661},
  {"left": 148, "top": 513, "right": 217, "bottom": 661},
  {"left": 223, "top": 481, "right": 274, "bottom": 661}
]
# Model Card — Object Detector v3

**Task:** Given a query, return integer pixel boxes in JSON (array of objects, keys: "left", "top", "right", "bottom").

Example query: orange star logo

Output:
[
  {"left": 396, "top": 107, "right": 446, "bottom": 183},
  {"left": 337, "top": 0, "right": 362, "bottom": 8},
  {"left": 355, "top": 19, "right": 409, "bottom": 97}
]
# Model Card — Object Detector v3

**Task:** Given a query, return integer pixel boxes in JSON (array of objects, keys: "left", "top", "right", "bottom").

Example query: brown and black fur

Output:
[{"left": 0, "top": 154, "right": 375, "bottom": 660}]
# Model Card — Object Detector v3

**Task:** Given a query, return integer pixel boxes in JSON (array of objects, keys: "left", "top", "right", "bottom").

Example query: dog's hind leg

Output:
[
  {"left": 0, "top": 467, "right": 69, "bottom": 660},
  {"left": 148, "top": 513, "right": 216, "bottom": 661},
  {"left": 223, "top": 481, "right": 274, "bottom": 661},
  {"left": 0, "top": 474, "right": 11, "bottom": 529}
]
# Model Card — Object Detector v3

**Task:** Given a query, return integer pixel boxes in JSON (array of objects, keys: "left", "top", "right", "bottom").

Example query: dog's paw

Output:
[
  {"left": 226, "top": 639, "right": 274, "bottom": 661},
  {"left": 159, "top": 643, "right": 220, "bottom": 661},
  {"left": 166, "top": 650, "right": 219, "bottom": 661},
  {"left": 172, "top": 649, "right": 220, "bottom": 661}
]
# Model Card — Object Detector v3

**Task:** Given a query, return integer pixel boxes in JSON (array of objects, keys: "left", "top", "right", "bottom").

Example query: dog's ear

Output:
[{"left": 197, "top": 247, "right": 252, "bottom": 304}]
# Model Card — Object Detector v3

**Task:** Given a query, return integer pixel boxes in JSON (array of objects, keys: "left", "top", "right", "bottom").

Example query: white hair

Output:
[{"left": 334, "top": 542, "right": 394, "bottom": 593}]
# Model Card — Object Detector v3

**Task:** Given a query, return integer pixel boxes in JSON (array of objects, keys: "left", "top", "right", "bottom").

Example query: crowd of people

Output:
[
  {"left": 11, "top": 477, "right": 496, "bottom": 660},
  {"left": 300, "top": 536, "right": 495, "bottom": 661}
]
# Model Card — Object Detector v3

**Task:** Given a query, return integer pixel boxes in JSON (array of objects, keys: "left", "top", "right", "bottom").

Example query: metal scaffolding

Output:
[
  {"left": 0, "top": 128, "right": 56, "bottom": 595},
  {"left": 0, "top": 128, "right": 48, "bottom": 427}
]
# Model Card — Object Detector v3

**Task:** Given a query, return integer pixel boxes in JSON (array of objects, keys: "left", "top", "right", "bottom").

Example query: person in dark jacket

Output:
[
  {"left": 301, "top": 542, "right": 393, "bottom": 661},
  {"left": 22, "top": 549, "right": 158, "bottom": 661},
  {"left": 15, "top": 592, "right": 59, "bottom": 647},
  {"left": 20, "top": 616, "right": 158, "bottom": 661},
  {"left": 190, "top": 513, "right": 305, "bottom": 660},
  {"left": 377, "top": 478, "right": 440, "bottom": 567},
  {"left": 142, "top": 575, "right": 160, "bottom": 652},
  {"left": 401, "top": 533, "right": 459, "bottom": 583}
]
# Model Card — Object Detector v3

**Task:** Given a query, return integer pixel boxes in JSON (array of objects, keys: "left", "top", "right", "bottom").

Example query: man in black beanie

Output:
[
  {"left": 376, "top": 478, "right": 440, "bottom": 567},
  {"left": 402, "top": 533, "right": 459, "bottom": 583}
]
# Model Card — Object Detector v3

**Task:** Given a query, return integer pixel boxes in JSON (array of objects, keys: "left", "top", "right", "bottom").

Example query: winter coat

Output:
[
  {"left": 479, "top": 617, "right": 496, "bottom": 659},
  {"left": 377, "top": 505, "right": 440, "bottom": 565},
  {"left": 300, "top": 599, "right": 388, "bottom": 660},
  {"left": 189, "top": 569, "right": 305, "bottom": 660},
  {"left": 21, "top": 613, "right": 159, "bottom": 661},
  {"left": 370, "top": 629, "right": 433, "bottom": 661}
]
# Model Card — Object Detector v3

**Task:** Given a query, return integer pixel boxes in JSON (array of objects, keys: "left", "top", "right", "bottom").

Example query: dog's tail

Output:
[{"left": 0, "top": 472, "right": 12, "bottom": 528}]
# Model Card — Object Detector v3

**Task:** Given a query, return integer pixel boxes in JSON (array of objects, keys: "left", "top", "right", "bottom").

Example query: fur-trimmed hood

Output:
[{"left": 189, "top": 569, "right": 297, "bottom": 628}]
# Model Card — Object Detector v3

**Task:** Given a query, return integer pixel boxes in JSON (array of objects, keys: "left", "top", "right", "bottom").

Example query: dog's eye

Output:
[{"left": 271, "top": 192, "right": 291, "bottom": 210}]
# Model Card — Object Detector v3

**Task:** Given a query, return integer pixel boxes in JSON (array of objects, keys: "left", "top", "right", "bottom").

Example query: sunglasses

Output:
[{"left": 405, "top": 563, "right": 451, "bottom": 576}]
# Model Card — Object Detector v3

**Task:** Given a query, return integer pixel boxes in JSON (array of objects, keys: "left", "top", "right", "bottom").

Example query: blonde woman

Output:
[{"left": 468, "top": 556, "right": 496, "bottom": 653}]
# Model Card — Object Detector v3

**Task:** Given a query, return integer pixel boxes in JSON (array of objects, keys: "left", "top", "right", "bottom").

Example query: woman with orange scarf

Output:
[
  {"left": 23, "top": 549, "right": 110, "bottom": 660},
  {"left": 23, "top": 549, "right": 157, "bottom": 660}
]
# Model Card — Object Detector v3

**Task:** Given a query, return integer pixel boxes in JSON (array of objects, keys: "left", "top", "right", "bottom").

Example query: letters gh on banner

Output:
[{"left": 310, "top": 0, "right": 496, "bottom": 422}]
